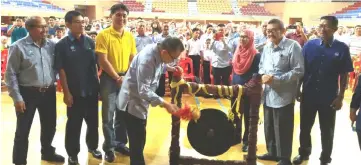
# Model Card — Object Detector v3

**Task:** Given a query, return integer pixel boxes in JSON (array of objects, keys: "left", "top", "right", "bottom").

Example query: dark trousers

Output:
[
  {"left": 357, "top": 131, "right": 361, "bottom": 150},
  {"left": 65, "top": 95, "right": 99, "bottom": 157},
  {"left": 264, "top": 103, "right": 294, "bottom": 160},
  {"left": 13, "top": 86, "right": 57, "bottom": 164},
  {"left": 232, "top": 96, "right": 250, "bottom": 144},
  {"left": 298, "top": 101, "right": 336, "bottom": 163},
  {"left": 156, "top": 74, "right": 166, "bottom": 97},
  {"left": 189, "top": 55, "right": 201, "bottom": 77},
  {"left": 168, "top": 70, "right": 173, "bottom": 82},
  {"left": 125, "top": 111, "right": 147, "bottom": 165},
  {"left": 213, "top": 66, "right": 232, "bottom": 85},
  {"left": 202, "top": 61, "right": 211, "bottom": 84}
]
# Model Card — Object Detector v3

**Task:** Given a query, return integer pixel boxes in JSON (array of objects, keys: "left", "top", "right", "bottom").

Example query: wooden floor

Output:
[{"left": 0, "top": 91, "right": 360, "bottom": 165}]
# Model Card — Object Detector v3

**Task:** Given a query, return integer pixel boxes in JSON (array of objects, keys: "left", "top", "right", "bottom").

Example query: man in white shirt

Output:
[
  {"left": 187, "top": 27, "right": 204, "bottom": 81},
  {"left": 349, "top": 25, "right": 361, "bottom": 57},
  {"left": 203, "top": 38, "right": 214, "bottom": 84},
  {"left": 51, "top": 26, "right": 65, "bottom": 43},
  {"left": 200, "top": 24, "right": 214, "bottom": 44},
  {"left": 334, "top": 26, "right": 350, "bottom": 45},
  {"left": 210, "top": 24, "right": 232, "bottom": 85}
]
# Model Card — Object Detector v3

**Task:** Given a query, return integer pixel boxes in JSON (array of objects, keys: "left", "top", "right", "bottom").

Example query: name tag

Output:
[{"left": 70, "top": 45, "right": 76, "bottom": 52}]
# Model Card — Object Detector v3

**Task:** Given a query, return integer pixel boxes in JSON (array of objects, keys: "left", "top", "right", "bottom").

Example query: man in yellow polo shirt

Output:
[{"left": 95, "top": 3, "right": 136, "bottom": 163}]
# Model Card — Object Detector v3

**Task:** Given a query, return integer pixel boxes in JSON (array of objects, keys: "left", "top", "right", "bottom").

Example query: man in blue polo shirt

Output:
[
  {"left": 293, "top": 16, "right": 353, "bottom": 165},
  {"left": 54, "top": 11, "right": 102, "bottom": 165},
  {"left": 7, "top": 17, "right": 27, "bottom": 44}
]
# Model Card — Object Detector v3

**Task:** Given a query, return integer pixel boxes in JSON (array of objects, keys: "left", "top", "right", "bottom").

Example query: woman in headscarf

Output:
[{"left": 231, "top": 30, "right": 261, "bottom": 152}]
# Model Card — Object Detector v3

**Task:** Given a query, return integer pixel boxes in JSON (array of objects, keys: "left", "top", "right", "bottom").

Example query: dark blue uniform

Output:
[
  {"left": 54, "top": 33, "right": 99, "bottom": 157},
  {"left": 298, "top": 38, "right": 353, "bottom": 163}
]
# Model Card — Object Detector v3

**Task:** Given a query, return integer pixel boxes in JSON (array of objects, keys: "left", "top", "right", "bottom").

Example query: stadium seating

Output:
[
  {"left": 152, "top": 0, "right": 188, "bottom": 14},
  {"left": 331, "top": 2, "right": 361, "bottom": 19},
  {"left": 1, "top": 0, "right": 65, "bottom": 11},
  {"left": 197, "top": 0, "right": 233, "bottom": 15},
  {"left": 222, "top": 11, "right": 235, "bottom": 15},
  {"left": 239, "top": 3, "right": 274, "bottom": 16},
  {"left": 122, "top": 0, "right": 145, "bottom": 12}
]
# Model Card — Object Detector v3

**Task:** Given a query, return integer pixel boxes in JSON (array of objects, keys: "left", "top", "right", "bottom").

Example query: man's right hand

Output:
[
  {"left": 64, "top": 92, "right": 73, "bottom": 107},
  {"left": 163, "top": 101, "right": 179, "bottom": 114},
  {"left": 15, "top": 101, "right": 26, "bottom": 113}
]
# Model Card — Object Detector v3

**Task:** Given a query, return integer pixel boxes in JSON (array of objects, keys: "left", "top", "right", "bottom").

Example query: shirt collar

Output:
[
  {"left": 109, "top": 26, "right": 124, "bottom": 37},
  {"left": 160, "top": 33, "right": 170, "bottom": 38},
  {"left": 271, "top": 36, "right": 286, "bottom": 49},
  {"left": 67, "top": 31, "right": 84, "bottom": 42},
  {"left": 137, "top": 34, "right": 147, "bottom": 37},
  {"left": 319, "top": 37, "right": 335, "bottom": 47},
  {"left": 25, "top": 35, "right": 50, "bottom": 46}
]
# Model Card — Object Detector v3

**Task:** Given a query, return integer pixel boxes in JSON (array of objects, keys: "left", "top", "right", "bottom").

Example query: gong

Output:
[{"left": 187, "top": 108, "right": 235, "bottom": 156}]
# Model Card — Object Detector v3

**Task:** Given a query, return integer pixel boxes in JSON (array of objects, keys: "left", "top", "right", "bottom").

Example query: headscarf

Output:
[{"left": 232, "top": 30, "right": 258, "bottom": 75}]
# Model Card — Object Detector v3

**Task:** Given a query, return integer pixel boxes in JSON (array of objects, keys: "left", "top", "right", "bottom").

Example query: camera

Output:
[{"left": 288, "top": 25, "right": 297, "bottom": 29}]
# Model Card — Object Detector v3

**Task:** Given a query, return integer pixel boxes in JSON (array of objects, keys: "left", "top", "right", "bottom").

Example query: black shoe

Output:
[
  {"left": 292, "top": 155, "right": 309, "bottom": 164},
  {"left": 320, "top": 160, "right": 331, "bottom": 165},
  {"left": 104, "top": 151, "right": 115, "bottom": 163},
  {"left": 320, "top": 163, "right": 329, "bottom": 165},
  {"left": 68, "top": 156, "right": 79, "bottom": 165},
  {"left": 115, "top": 146, "right": 130, "bottom": 156},
  {"left": 277, "top": 159, "right": 292, "bottom": 165},
  {"left": 41, "top": 153, "right": 65, "bottom": 163},
  {"left": 257, "top": 153, "right": 279, "bottom": 161},
  {"left": 242, "top": 143, "right": 248, "bottom": 152},
  {"left": 89, "top": 149, "right": 102, "bottom": 160}
]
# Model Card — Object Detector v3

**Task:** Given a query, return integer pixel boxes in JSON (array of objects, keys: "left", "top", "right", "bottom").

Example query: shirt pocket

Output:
[
  {"left": 85, "top": 48, "right": 96, "bottom": 60},
  {"left": 22, "top": 50, "right": 38, "bottom": 68},
  {"left": 274, "top": 51, "right": 290, "bottom": 71}
]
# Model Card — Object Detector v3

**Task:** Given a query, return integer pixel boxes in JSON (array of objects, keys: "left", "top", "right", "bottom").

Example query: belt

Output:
[
  {"left": 21, "top": 85, "right": 54, "bottom": 93},
  {"left": 102, "top": 72, "right": 126, "bottom": 77},
  {"left": 118, "top": 72, "right": 126, "bottom": 76}
]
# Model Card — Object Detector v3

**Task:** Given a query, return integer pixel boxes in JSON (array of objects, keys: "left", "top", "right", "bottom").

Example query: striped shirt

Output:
[{"left": 349, "top": 35, "right": 361, "bottom": 56}]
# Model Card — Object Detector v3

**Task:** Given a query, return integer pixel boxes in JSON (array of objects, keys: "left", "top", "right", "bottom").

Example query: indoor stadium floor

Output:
[{"left": 0, "top": 90, "right": 359, "bottom": 165}]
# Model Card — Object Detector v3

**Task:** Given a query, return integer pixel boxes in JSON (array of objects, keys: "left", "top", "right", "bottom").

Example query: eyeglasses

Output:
[{"left": 266, "top": 28, "right": 280, "bottom": 33}]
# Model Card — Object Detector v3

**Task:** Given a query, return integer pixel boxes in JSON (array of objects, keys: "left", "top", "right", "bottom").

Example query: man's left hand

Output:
[
  {"left": 262, "top": 74, "right": 274, "bottom": 84},
  {"left": 330, "top": 95, "right": 343, "bottom": 110}
]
